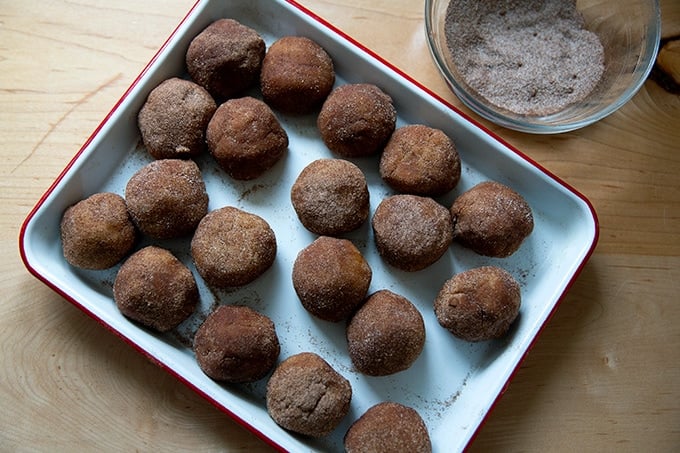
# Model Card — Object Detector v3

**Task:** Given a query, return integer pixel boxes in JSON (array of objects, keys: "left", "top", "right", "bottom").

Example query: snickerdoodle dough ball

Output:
[
  {"left": 186, "top": 19, "right": 265, "bottom": 99},
  {"left": 260, "top": 36, "right": 335, "bottom": 114},
  {"left": 191, "top": 206, "right": 276, "bottom": 288},
  {"left": 125, "top": 159, "right": 208, "bottom": 239},
  {"left": 380, "top": 124, "right": 461, "bottom": 196},
  {"left": 193, "top": 305, "right": 280, "bottom": 383},
  {"left": 137, "top": 77, "right": 216, "bottom": 159},
  {"left": 434, "top": 266, "right": 521, "bottom": 342},
  {"left": 451, "top": 181, "right": 533, "bottom": 257},
  {"left": 113, "top": 246, "right": 198, "bottom": 332},
  {"left": 372, "top": 194, "right": 453, "bottom": 272},
  {"left": 206, "top": 96, "right": 288, "bottom": 180},
  {"left": 266, "top": 352, "right": 352, "bottom": 437},
  {"left": 347, "top": 290, "right": 425, "bottom": 376},
  {"left": 292, "top": 236, "right": 372, "bottom": 322},
  {"left": 344, "top": 402, "right": 432, "bottom": 453},
  {"left": 60, "top": 192, "right": 137, "bottom": 270},
  {"left": 290, "top": 159, "right": 369, "bottom": 235},
  {"left": 317, "top": 83, "right": 396, "bottom": 157}
]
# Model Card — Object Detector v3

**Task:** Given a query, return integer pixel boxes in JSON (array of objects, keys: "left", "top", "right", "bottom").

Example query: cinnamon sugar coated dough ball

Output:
[
  {"left": 317, "top": 83, "right": 396, "bottom": 157},
  {"left": 113, "top": 246, "right": 198, "bottom": 332},
  {"left": 191, "top": 206, "right": 276, "bottom": 288},
  {"left": 434, "top": 266, "right": 521, "bottom": 342},
  {"left": 292, "top": 236, "right": 372, "bottom": 322},
  {"left": 60, "top": 192, "right": 136, "bottom": 270},
  {"left": 125, "top": 159, "right": 208, "bottom": 239},
  {"left": 266, "top": 352, "right": 352, "bottom": 437},
  {"left": 260, "top": 36, "right": 335, "bottom": 114},
  {"left": 206, "top": 96, "right": 288, "bottom": 180},
  {"left": 137, "top": 77, "right": 216, "bottom": 159},
  {"left": 290, "top": 159, "right": 369, "bottom": 235},
  {"left": 347, "top": 290, "right": 425, "bottom": 376},
  {"left": 372, "top": 195, "right": 453, "bottom": 271},
  {"left": 380, "top": 124, "right": 461, "bottom": 196},
  {"left": 344, "top": 402, "right": 432, "bottom": 453},
  {"left": 451, "top": 181, "right": 534, "bottom": 257},
  {"left": 193, "top": 305, "right": 280, "bottom": 383},
  {"left": 186, "top": 19, "right": 265, "bottom": 99}
]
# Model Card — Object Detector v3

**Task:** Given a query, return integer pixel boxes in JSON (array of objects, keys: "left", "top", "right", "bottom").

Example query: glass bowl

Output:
[{"left": 425, "top": 0, "right": 661, "bottom": 134}]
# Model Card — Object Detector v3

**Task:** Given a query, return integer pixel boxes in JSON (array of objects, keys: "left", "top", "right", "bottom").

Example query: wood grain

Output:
[{"left": 2, "top": 0, "right": 679, "bottom": 451}]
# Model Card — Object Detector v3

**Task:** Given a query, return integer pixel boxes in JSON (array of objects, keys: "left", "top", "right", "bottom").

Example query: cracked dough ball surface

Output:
[
  {"left": 191, "top": 206, "right": 276, "bottom": 288},
  {"left": 125, "top": 159, "right": 208, "bottom": 239},
  {"left": 450, "top": 181, "right": 533, "bottom": 257},
  {"left": 138, "top": 77, "right": 216, "bottom": 159},
  {"left": 290, "top": 158, "right": 369, "bottom": 236},
  {"left": 193, "top": 305, "right": 279, "bottom": 383},
  {"left": 60, "top": 192, "right": 136, "bottom": 270},
  {"left": 260, "top": 36, "right": 334, "bottom": 114},
  {"left": 113, "top": 246, "right": 198, "bottom": 332},
  {"left": 380, "top": 124, "right": 461, "bottom": 196},
  {"left": 344, "top": 402, "right": 432, "bottom": 453},
  {"left": 317, "top": 83, "right": 396, "bottom": 157},
  {"left": 266, "top": 352, "right": 352, "bottom": 437},
  {"left": 372, "top": 194, "right": 453, "bottom": 271},
  {"left": 434, "top": 266, "right": 521, "bottom": 342},
  {"left": 186, "top": 18, "right": 265, "bottom": 99},
  {"left": 347, "top": 290, "right": 425, "bottom": 376}
]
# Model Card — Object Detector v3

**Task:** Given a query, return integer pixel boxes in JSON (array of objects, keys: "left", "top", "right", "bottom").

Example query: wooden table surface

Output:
[{"left": 2, "top": 1, "right": 679, "bottom": 451}]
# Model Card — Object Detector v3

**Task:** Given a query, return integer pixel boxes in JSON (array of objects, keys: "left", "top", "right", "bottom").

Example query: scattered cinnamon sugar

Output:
[{"left": 445, "top": 0, "right": 605, "bottom": 116}]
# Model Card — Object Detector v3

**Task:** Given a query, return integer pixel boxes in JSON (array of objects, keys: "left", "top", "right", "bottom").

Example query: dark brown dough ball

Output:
[
  {"left": 290, "top": 159, "right": 369, "bottom": 235},
  {"left": 266, "top": 352, "right": 352, "bottom": 437},
  {"left": 206, "top": 96, "right": 288, "bottom": 180},
  {"left": 125, "top": 159, "right": 208, "bottom": 239},
  {"left": 186, "top": 18, "right": 265, "bottom": 99},
  {"left": 292, "top": 236, "right": 372, "bottom": 322},
  {"left": 113, "top": 246, "right": 198, "bottom": 332},
  {"left": 372, "top": 194, "right": 453, "bottom": 272},
  {"left": 60, "top": 192, "right": 136, "bottom": 270},
  {"left": 434, "top": 266, "right": 521, "bottom": 342},
  {"left": 347, "top": 290, "right": 425, "bottom": 376},
  {"left": 260, "top": 36, "right": 335, "bottom": 114},
  {"left": 451, "top": 181, "right": 534, "bottom": 257},
  {"left": 344, "top": 402, "right": 432, "bottom": 453},
  {"left": 380, "top": 124, "right": 461, "bottom": 196},
  {"left": 137, "top": 77, "right": 216, "bottom": 159},
  {"left": 191, "top": 206, "right": 276, "bottom": 288},
  {"left": 193, "top": 305, "right": 280, "bottom": 383},
  {"left": 317, "top": 83, "right": 396, "bottom": 157}
]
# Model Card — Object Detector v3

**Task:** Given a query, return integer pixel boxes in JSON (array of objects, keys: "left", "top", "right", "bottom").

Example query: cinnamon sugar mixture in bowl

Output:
[{"left": 426, "top": 0, "right": 661, "bottom": 133}]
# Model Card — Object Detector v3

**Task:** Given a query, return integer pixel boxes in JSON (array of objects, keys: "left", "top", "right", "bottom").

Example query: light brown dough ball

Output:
[
  {"left": 450, "top": 181, "right": 534, "bottom": 257},
  {"left": 191, "top": 206, "right": 276, "bottom": 288},
  {"left": 206, "top": 96, "right": 288, "bottom": 180},
  {"left": 186, "top": 19, "right": 265, "bottom": 99},
  {"left": 113, "top": 246, "right": 198, "bottom": 332},
  {"left": 372, "top": 194, "right": 453, "bottom": 271},
  {"left": 344, "top": 402, "right": 432, "bottom": 453},
  {"left": 60, "top": 192, "right": 136, "bottom": 270},
  {"left": 137, "top": 77, "right": 216, "bottom": 159},
  {"left": 125, "top": 159, "right": 208, "bottom": 239},
  {"left": 193, "top": 305, "right": 280, "bottom": 383},
  {"left": 380, "top": 124, "right": 461, "bottom": 196},
  {"left": 434, "top": 266, "right": 521, "bottom": 342},
  {"left": 292, "top": 236, "right": 372, "bottom": 322},
  {"left": 290, "top": 158, "right": 369, "bottom": 235},
  {"left": 317, "top": 83, "right": 396, "bottom": 157},
  {"left": 260, "top": 36, "right": 335, "bottom": 114},
  {"left": 347, "top": 290, "right": 425, "bottom": 376},
  {"left": 266, "top": 352, "right": 352, "bottom": 437}
]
